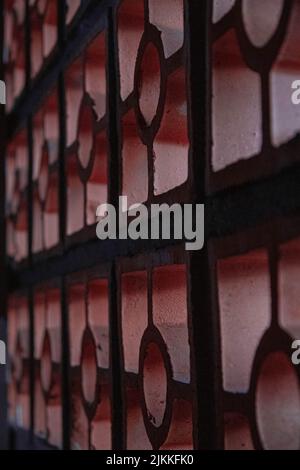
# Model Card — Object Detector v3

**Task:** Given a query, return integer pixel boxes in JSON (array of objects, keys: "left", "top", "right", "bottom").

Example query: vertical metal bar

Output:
[
  {"left": 109, "top": 263, "right": 123, "bottom": 449},
  {"left": 29, "top": 289, "right": 34, "bottom": 442},
  {"left": 27, "top": 118, "right": 33, "bottom": 267},
  {"left": 107, "top": 4, "right": 123, "bottom": 450},
  {"left": 107, "top": 4, "right": 119, "bottom": 210},
  {"left": 58, "top": 0, "right": 67, "bottom": 248},
  {"left": 26, "top": 0, "right": 34, "bottom": 440},
  {"left": 58, "top": 0, "right": 70, "bottom": 451},
  {"left": 186, "top": 0, "right": 223, "bottom": 449},
  {"left": 0, "top": 0, "right": 8, "bottom": 450},
  {"left": 0, "top": 317, "right": 7, "bottom": 450},
  {"left": 25, "top": 0, "right": 31, "bottom": 92},
  {"left": 61, "top": 277, "right": 70, "bottom": 450}
]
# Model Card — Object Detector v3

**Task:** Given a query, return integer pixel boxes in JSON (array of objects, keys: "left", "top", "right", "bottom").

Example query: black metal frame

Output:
[{"left": 2, "top": 0, "right": 300, "bottom": 450}]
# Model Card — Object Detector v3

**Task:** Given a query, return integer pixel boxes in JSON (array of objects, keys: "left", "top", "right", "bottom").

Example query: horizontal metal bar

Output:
[{"left": 8, "top": 159, "right": 300, "bottom": 291}]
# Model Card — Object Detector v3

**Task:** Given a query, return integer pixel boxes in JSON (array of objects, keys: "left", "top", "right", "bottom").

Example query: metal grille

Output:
[{"left": 2, "top": 0, "right": 300, "bottom": 450}]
